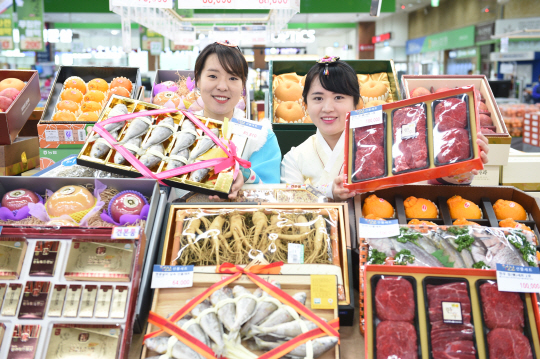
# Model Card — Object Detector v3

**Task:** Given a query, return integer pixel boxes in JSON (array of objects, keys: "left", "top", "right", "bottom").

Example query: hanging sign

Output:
[
  {"left": 211, "top": 26, "right": 240, "bottom": 45},
  {"left": 0, "top": 1, "right": 13, "bottom": 50},
  {"left": 17, "top": 0, "right": 44, "bottom": 51},
  {"left": 173, "top": 26, "right": 196, "bottom": 46},
  {"left": 178, "top": 0, "right": 298, "bottom": 10},
  {"left": 110, "top": 0, "right": 173, "bottom": 8},
  {"left": 140, "top": 27, "right": 164, "bottom": 52},
  {"left": 241, "top": 25, "right": 267, "bottom": 46}
]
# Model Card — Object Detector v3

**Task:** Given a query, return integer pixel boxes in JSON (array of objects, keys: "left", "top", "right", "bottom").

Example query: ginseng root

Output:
[
  {"left": 305, "top": 215, "right": 329, "bottom": 263},
  {"left": 179, "top": 217, "right": 204, "bottom": 265},
  {"left": 251, "top": 210, "right": 268, "bottom": 250},
  {"left": 225, "top": 212, "right": 251, "bottom": 263},
  {"left": 207, "top": 214, "right": 231, "bottom": 265}
]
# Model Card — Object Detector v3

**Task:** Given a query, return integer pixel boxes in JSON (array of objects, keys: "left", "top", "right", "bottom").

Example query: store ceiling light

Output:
[
  {"left": 401, "top": 5, "right": 405, "bottom": 9},
  {"left": 111, "top": 30, "right": 119, "bottom": 35},
  {"left": 431, "top": 0, "right": 439, "bottom": 7}
]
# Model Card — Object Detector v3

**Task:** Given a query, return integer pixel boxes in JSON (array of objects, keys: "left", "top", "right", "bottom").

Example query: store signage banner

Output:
[
  {"left": 406, "top": 36, "right": 425, "bottom": 55},
  {"left": 490, "top": 51, "right": 535, "bottom": 62},
  {"left": 372, "top": 32, "right": 391, "bottom": 44},
  {"left": 173, "top": 26, "right": 196, "bottom": 46},
  {"left": 212, "top": 26, "right": 241, "bottom": 45},
  {"left": 423, "top": 26, "right": 475, "bottom": 53},
  {"left": 495, "top": 17, "right": 540, "bottom": 36},
  {"left": 241, "top": 25, "right": 267, "bottom": 46},
  {"left": 110, "top": 0, "right": 173, "bottom": 8},
  {"left": 359, "top": 43, "right": 374, "bottom": 51},
  {"left": 170, "top": 42, "right": 192, "bottom": 51},
  {"left": 0, "top": 1, "right": 13, "bottom": 50},
  {"left": 140, "top": 27, "right": 164, "bottom": 52},
  {"left": 178, "top": 0, "right": 298, "bottom": 10},
  {"left": 475, "top": 22, "right": 494, "bottom": 43},
  {"left": 16, "top": 0, "right": 44, "bottom": 51}
]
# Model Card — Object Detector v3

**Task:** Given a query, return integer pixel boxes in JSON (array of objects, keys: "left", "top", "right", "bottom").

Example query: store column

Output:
[{"left": 358, "top": 22, "right": 375, "bottom": 60}]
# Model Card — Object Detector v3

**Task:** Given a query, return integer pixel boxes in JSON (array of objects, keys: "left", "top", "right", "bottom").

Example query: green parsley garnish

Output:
[
  {"left": 446, "top": 226, "right": 470, "bottom": 236},
  {"left": 367, "top": 248, "right": 387, "bottom": 265},
  {"left": 396, "top": 227, "right": 423, "bottom": 243},
  {"left": 472, "top": 261, "right": 490, "bottom": 270},
  {"left": 394, "top": 249, "right": 415, "bottom": 265},
  {"left": 454, "top": 234, "right": 475, "bottom": 252}
]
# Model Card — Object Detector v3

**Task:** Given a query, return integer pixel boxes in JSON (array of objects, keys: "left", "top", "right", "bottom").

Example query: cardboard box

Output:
[
  {"left": 402, "top": 75, "right": 512, "bottom": 166},
  {"left": 0, "top": 70, "right": 41, "bottom": 145},
  {"left": 502, "top": 150, "right": 540, "bottom": 190},
  {"left": 269, "top": 59, "right": 401, "bottom": 123},
  {"left": 344, "top": 87, "right": 483, "bottom": 193},
  {"left": 40, "top": 147, "right": 82, "bottom": 169},
  {"left": 470, "top": 165, "right": 500, "bottom": 186},
  {"left": 0, "top": 137, "right": 39, "bottom": 175},
  {"left": 37, "top": 66, "right": 142, "bottom": 148}
]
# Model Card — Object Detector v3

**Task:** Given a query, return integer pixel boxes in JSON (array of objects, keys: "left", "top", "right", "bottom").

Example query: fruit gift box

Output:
[
  {"left": 37, "top": 66, "right": 141, "bottom": 149},
  {"left": 344, "top": 86, "right": 484, "bottom": 193},
  {"left": 0, "top": 70, "right": 41, "bottom": 145},
  {"left": 402, "top": 75, "right": 512, "bottom": 166}
]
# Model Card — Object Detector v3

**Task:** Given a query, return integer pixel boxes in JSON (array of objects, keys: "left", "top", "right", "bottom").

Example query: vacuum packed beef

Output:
[
  {"left": 480, "top": 282, "right": 524, "bottom": 330},
  {"left": 434, "top": 97, "right": 471, "bottom": 165},
  {"left": 487, "top": 328, "right": 533, "bottom": 359},
  {"left": 375, "top": 277, "right": 415, "bottom": 322},
  {"left": 392, "top": 106, "right": 428, "bottom": 173},
  {"left": 376, "top": 321, "right": 418, "bottom": 359},
  {"left": 436, "top": 128, "right": 471, "bottom": 164},
  {"left": 426, "top": 282, "right": 476, "bottom": 359},
  {"left": 434, "top": 98, "right": 467, "bottom": 131},
  {"left": 354, "top": 124, "right": 385, "bottom": 181}
]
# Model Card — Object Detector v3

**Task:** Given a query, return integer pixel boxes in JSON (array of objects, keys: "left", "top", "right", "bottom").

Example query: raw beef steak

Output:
[
  {"left": 487, "top": 328, "right": 533, "bottom": 359},
  {"left": 481, "top": 127, "right": 495, "bottom": 134},
  {"left": 392, "top": 106, "right": 428, "bottom": 173},
  {"left": 435, "top": 98, "right": 468, "bottom": 131},
  {"left": 375, "top": 277, "right": 415, "bottom": 322},
  {"left": 436, "top": 128, "right": 471, "bottom": 164},
  {"left": 480, "top": 282, "right": 524, "bottom": 330},
  {"left": 355, "top": 123, "right": 384, "bottom": 146},
  {"left": 376, "top": 321, "right": 418, "bottom": 359},
  {"left": 354, "top": 144, "right": 385, "bottom": 181},
  {"left": 432, "top": 340, "right": 476, "bottom": 359}
]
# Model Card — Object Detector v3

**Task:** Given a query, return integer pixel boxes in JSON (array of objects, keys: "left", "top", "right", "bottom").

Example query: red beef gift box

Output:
[
  {"left": 344, "top": 86, "right": 483, "bottom": 192},
  {"left": 0, "top": 70, "right": 40, "bottom": 145}
]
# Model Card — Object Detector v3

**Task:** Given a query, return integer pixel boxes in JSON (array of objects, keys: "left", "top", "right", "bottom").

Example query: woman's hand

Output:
[
  {"left": 332, "top": 174, "right": 357, "bottom": 201},
  {"left": 472, "top": 132, "right": 490, "bottom": 175},
  {"left": 208, "top": 172, "right": 245, "bottom": 201}
]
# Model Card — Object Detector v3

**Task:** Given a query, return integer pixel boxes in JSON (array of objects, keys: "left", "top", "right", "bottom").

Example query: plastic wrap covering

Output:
[
  {"left": 352, "top": 121, "right": 386, "bottom": 182},
  {"left": 391, "top": 104, "right": 429, "bottom": 174}
]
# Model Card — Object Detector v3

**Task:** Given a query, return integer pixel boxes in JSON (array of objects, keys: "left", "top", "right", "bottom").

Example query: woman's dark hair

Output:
[
  {"left": 194, "top": 43, "right": 248, "bottom": 87},
  {"left": 302, "top": 60, "right": 360, "bottom": 107}
]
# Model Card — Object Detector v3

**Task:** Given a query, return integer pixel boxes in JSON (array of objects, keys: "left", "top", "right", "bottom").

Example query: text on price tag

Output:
[
  {"left": 359, "top": 218, "right": 400, "bottom": 238},
  {"left": 111, "top": 226, "right": 140, "bottom": 240},
  {"left": 350, "top": 105, "right": 383, "bottom": 129},
  {"left": 230, "top": 117, "right": 263, "bottom": 140},
  {"left": 151, "top": 265, "right": 194, "bottom": 289},
  {"left": 496, "top": 263, "right": 540, "bottom": 293}
]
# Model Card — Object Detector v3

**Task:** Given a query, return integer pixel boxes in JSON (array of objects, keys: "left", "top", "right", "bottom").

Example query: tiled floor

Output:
[{"left": 129, "top": 290, "right": 364, "bottom": 358}]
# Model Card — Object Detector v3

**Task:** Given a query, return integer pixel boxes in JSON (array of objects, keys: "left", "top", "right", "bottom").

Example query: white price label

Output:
[
  {"left": 288, "top": 243, "right": 304, "bottom": 264},
  {"left": 150, "top": 41, "right": 163, "bottom": 55},
  {"left": 359, "top": 218, "right": 400, "bottom": 238},
  {"left": 496, "top": 264, "right": 540, "bottom": 293},
  {"left": 151, "top": 265, "right": 194, "bottom": 288},
  {"left": 44, "top": 130, "right": 60, "bottom": 142},
  {"left": 178, "top": 0, "right": 296, "bottom": 9},
  {"left": 442, "top": 302, "right": 463, "bottom": 324},
  {"left": 230, "top": 117, "right": 263, "bottom": 140},
  {"left": 111, "top": 226, "right": 140, "bottom": 240},
  {"left": 401, "top": 122, "right": 417, "bottom": 140},
  {"left": 112, "top": 0, "right": 174, "bottom": 8},
  {"left": 350, "top": 106, "right": 383, "bottom": 129},
  {"left": 78, "top": 129, "right": 86, "bottom": 141}
]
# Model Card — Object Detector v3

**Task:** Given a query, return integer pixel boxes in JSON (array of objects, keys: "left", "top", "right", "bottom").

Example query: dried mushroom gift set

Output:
[
  {"left": 345, "top": 86, "right": 484, "bottom": 192},
  {"left": 77, "top": 95, "right": 256, "bottom": 198}
]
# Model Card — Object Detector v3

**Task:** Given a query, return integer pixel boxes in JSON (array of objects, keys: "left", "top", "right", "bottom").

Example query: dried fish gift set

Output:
[
  {"left": 162, "top": 204, "right": 351, "bottom": 306},
  {"left": 364, "top": 265, "right": 540, "bottom": 359},
  {"left": 77, "top": 96, "right": 250, "bottom": 197},
  {"left": 345, "top": 86, "right": 483, "bottom": 192},
  {"left": 143, "top": 271, "right": 340, "bottom": 359},
  {"left": 0, "top": 235, "right": 142, "bottom": 359}
]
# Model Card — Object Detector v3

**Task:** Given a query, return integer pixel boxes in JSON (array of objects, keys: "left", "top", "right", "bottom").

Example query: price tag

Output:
[
  {"left": 310, "top": 275, "right": 337, "bottom": 310},
  {"left": 44, "top": 130, "right": 59, "bottom": 142},
  {"left": 178, "top": 0, "right": 295, "bottom": 10},
  {"left": 496, "top": 264, "right": 540, "bottom": 292},
  {"left": 111, "top": 226, "right": 140, "bottom": 240},
  {"left": 359, "top": 218, "right": 399, "bottom": 238},
  {"left": 401, "top": 122, "right": 417, "bottom": 140},
  {"left": 230, "top": 117, "right": 263, "bottom": 140},
  {"left": 288, "top": 243, "right": 304, "bottom": 264},
  {"left": 350, "top": 106, "right": 383, "bottom": 129},
  {"left": 111, "top": 0, "right": 174, "bottom": 8},
  {"left": 442, "top": 302, "right": 463, "bottom": 324},
  {"left": 151, "top": 265, "right": 194, "bottom": 289}
]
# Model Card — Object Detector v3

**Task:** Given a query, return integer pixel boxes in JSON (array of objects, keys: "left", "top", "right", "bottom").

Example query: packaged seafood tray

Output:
[
  {"left": 401, "top": 75, "right": 511, "bottom": 166},
  {"left": 160, "top": 204, "right": 351, "bottom": 307},
  {"left": 77, "top": 95, "right": 249, "bottom": 198},
  {"left": 364, "top": 265, "right": 540, "bottom": 359},
  {"left": 345, "top": 86, "right": 483, "bottom": 193},
  {"left": 0, "top": 234, "right": 145, "bottom": 359},
  {"left": 142, "top": 272, "right": 340, "bottom": 359},
  {"left": 38, "top": 65, "right": 141, "bottom": 149}
]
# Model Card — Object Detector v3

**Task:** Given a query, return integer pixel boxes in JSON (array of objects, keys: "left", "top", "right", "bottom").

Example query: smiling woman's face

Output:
[
  {"left": 306, "top": 76, "right": 355, "bottom": 141},
  {"left": 197, "top": 53, "right": 243, "bottom": 121}
]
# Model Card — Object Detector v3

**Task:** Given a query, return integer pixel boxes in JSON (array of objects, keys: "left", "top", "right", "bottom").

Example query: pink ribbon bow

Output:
[{"left": 91, "top": 108, "right": 251, "bottom": 187}]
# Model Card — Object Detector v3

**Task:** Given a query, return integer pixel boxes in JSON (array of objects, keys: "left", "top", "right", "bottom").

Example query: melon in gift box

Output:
[{"left": 344, "top": 86, "right": 483, "bottom": 193}]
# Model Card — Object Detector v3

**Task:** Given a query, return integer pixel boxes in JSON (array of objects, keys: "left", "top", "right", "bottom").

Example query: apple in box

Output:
[{"left": 0, "top": 78, "right": 24, "bottom": 112}]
